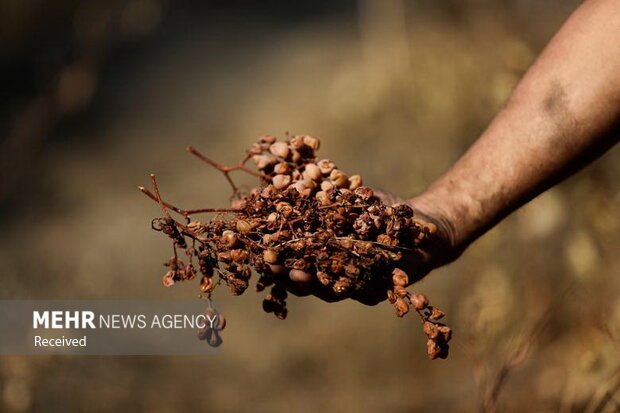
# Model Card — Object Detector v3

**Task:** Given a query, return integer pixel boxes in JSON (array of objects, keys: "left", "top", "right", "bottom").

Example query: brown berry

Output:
[
  {"left": 353, "top": 186, "right": 374, "bottom": 201},
  {"left": 200, "top": 276, "right": 214, "bottom": 293},
  {"left": 263, "top": 249, "right": 279, "bottom": 264},
  {"left": 430, "top": 307, "right": 446, "bottom": 320},
  {"left": 332, "top": 277, "right": 353, "bottom": 293},
  {"left": 316, "top": 271, "right": 333, "bottom": 286},
  {"left": 162, "top": 271, "right": 175, "bottom": 287},
  {"left": 273, "top": 162, "right": 292, "bottom": 174},
  {"left": 252, "top": 154, "right": 276, "bottom": 170},
  {"left": 320, "top": 180, "right": 334, "bottom": 191},
  {"left": 292, "top": 181, "right": 313, "bottom": 197},
  {"left": 438, "top": 326, "right": 452, "bottom": 342},
  {"left": 302, "top": 135, "right": 320, "bottom": 150},
  {"left": 236, "top": 220, "right": 253, "bottom": 234},
  {"left": 348, "top": 174, "right": 363, "bottom": 190},
  {"left": 423, "top": 321, "right": 440, "bottom": 339},
  {"left": 291, "top": 149, "right": 302, "bottom": 163},
  {"left": 276, "top": 202, "right": 293, "bottom": 218},
  {"left": 272, "top": 174, "right": 292, "bottom": 190},
  {"left": 220, "top": 230, "right": 239, "bottom": 248},
  {"left": 394, "top": 297, "right": 410, "bottom": 317},
  {"left": 427, "top": 339, "right": 442, "bottom": 360},
  {"left": 329, "top": 169, "right": 349, "bottom": 188},
  {"left": 230, "top": 249, "right": 249, "bottom": 263},
  {"left": 269, "top": 142, "right": 290, "bottom": 159},
  {"left": 315, "top": 191, "right": 332, "bottom": 206},
  {"left": 303, "top": 163, "right": 322, "bottom": 181},
  {"left": 261, "top": 185, "right": 277, "bottom": 199},
  {"left": 410, "top": 293, "right": 429, "bottom": 310},
  {"left": 289, "top": 135, "right": 305, "bottom": 150},
  {"left": 393, "top": 285, "right": 408, "bottom": 298},
  {"left": 317, "top": 159, "right": 335, "bottom": 175},
  {"left": 392, "top": 268, "right": 409, "bottom": 287}
]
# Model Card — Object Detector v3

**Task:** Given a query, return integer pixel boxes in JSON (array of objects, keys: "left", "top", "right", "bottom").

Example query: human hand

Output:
[{"left": 277, "top": 189, "right": 461, "bottom": 305}]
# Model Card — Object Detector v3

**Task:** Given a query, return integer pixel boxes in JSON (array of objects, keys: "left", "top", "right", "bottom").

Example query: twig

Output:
[
  {"left": 149, "top": 174, "right": 172, "bottom": 219},
  {"left": 482, "top": 285, "right": 573, "bottom": 412},
  {"left": 584, "top": 365, "right": 620, "bottom": 413},
  {"left": 139, "top": 183, "right": 236, "bottom": 218},
  {"left": 186, "top": 145, "right": 260, "bottom": 198}
]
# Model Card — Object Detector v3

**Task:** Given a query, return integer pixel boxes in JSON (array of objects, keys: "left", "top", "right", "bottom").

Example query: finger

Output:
[
  {"left": 288, "top": 269, "right": 314, "bottom": 283},
  {"left": 279, "top": 268, "right": 314, "bottom": 297}
]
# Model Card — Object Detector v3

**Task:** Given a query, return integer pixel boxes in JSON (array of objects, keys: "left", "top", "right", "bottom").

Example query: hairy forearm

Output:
[{"left": 413, "top": 0, "right": 620, "bottom": 250}]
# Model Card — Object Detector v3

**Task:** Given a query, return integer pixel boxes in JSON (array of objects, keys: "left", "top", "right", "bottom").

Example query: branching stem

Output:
[{"left": 186, "top": 145, "right": 260, "bottom": 198}]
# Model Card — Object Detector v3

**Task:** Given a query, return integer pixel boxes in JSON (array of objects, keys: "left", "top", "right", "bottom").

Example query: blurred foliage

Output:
[{"left": 1, "top": 0, "right": 619, "bottom": 412}]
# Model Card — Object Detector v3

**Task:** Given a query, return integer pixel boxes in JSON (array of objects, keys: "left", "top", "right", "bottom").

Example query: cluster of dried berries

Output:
[
  {"left": 139, "top": 135, "right": 452, "bottom": 359},
  {"left": 389, "top": 269, "right": 451, "bottom": 359}
]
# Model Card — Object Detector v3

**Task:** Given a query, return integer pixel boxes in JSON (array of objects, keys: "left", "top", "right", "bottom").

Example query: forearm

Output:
[{"left": 412, "top": 0, "right": 620, "bottom": 251}]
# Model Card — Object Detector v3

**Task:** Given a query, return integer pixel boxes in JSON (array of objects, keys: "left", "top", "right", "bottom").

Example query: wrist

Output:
[{"left": 408, "top": 186, "right": 479, "bottom": 258}]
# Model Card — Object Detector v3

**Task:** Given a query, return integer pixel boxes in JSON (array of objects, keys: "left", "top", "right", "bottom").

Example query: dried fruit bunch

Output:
[{"left": 139, "top": 135, "right": 452, "bottom": 359}]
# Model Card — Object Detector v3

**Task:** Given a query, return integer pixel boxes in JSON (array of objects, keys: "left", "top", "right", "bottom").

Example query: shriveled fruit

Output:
[{"left": 141, "top": 135, "right": 451, "bottom": 357}]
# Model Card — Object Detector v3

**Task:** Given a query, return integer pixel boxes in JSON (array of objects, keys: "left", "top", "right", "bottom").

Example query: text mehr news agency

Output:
[{"left": 32, "top": 310, "right": 219, "bottom": 347}]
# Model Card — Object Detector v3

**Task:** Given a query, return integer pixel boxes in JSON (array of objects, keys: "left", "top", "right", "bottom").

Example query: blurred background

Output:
[{"left": 1, "top": 0, "right": 619, "bottom": 411}]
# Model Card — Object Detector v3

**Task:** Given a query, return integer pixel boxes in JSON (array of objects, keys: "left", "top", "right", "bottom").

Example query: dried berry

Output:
[
  {"left": 260, "top": 135, "right": 276, "bottom": 144},
  {"left": 230, "top": 249, "right": 249, "bottom": 263},
  {"left": 427, "top": 339, "right": 442, "bottom": 360},
  {"left": 236, "top": 220, "right": 253, "bottom": 234},
  {"left": 438, "top": 325, "right": 452, "bottom": 342},
  {"left": 329, "top": 169, "right": 349, "bottom": 188},
  {"left": 302, "top": 135, "right": 320, "bottom": 150},
  {"left": 394, "top": 297, "right": 410, "bottom": 317},
  {"left": 304, "top": 163, "right": 322, "bottom": 181},
  {"left": 393, "top": 285, "right": 408, "bottom": 298},
  {"left": 269, "top": 142, "right": 290, "bottom": 159},
  {"left": 317, "top": 159, "right": 335, "bottom": 175},
  {"left": 263, "top": 249, "right": 279, "bottom": 264},
  {"left": 220, "top": 230, "right": 239, "bottom": 248},
  {"left": 316, "top": 271, "right": 333, "bottom": 286},
  {"left": 392, "top": 268, "right": 409, "bottom": 287},
  {"left": 430, "top": 307, "right": 446, "bottom": 320},
  {"left": 200, "top": 276, "right": 215, "bottom": 293},
  {"left": 273, "top": 162, "right": 292, "bottom": 175},
  {"left": 162, "top": 271, "right": 175, "bottom": 287},
  {"left": 272, "top": 174, "right": 292, "bottom": 189},
  {"left": 333, "top": 277, "right": 353, "bottom": 294},
  {"left": 348, "top": 174, "right": 363, "bottom": 190},
  {"left": 423, "top": 321, "right": 440, "bottom": 339},
  {"left": 197, "top": 307, "right": 225, "bottom": 347},
  {"left": 410, "top": 293, "right": 429, "bottom": 310}
]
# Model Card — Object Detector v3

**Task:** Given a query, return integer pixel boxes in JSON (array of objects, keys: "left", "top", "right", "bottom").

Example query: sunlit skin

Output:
[{"left": 292, "top": 0, "right": 620, "bottom": 302}]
